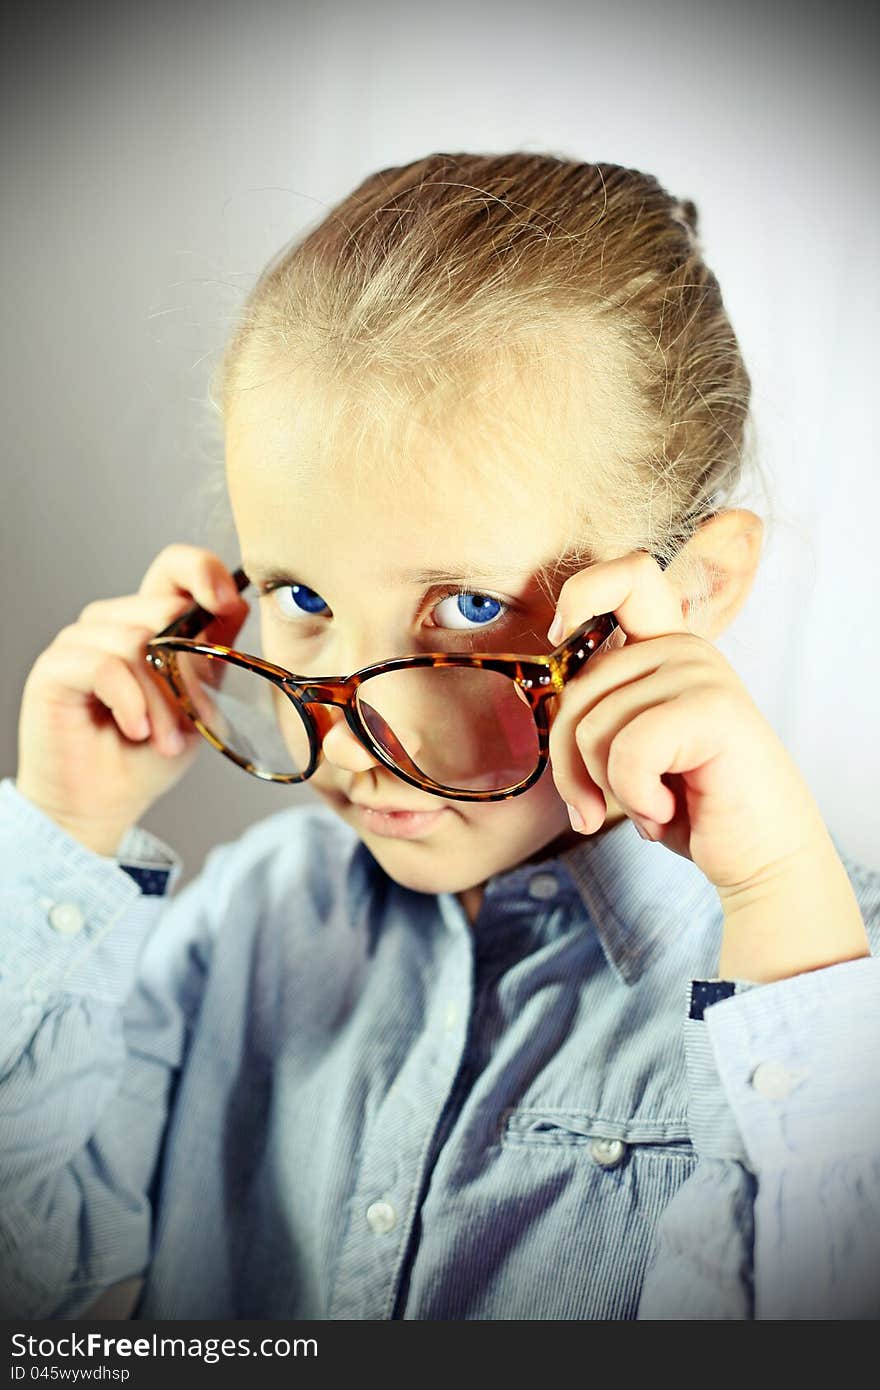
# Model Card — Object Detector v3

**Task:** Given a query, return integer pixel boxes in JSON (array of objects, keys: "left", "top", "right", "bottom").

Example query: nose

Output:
[{"left": 315, "top": 706, "right": 384, "bottom": 774}]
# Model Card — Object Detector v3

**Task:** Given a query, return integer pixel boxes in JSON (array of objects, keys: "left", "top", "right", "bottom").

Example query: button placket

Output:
[
  {"left": 365, "top": 1199, "right": 397, "bottom": 1235},
  {"left": 528, "top": 872, "right": 559, "bottom": 901},
  {"left": 326, "top": 933, "right": 474, "bottom": 1319}
]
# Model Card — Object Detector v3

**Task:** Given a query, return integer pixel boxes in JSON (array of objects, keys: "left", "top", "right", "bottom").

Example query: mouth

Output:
[{"left": 347, "top": 798, "right": 449, "bottom": 839}]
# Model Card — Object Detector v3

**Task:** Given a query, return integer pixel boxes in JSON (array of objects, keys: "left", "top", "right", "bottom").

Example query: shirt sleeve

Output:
[
  {"left": 637, "top": 952, "right": 880, "bottom": 1320},
  {"left": 0, "top": 776, "right": 226, "bottom": 1318}
]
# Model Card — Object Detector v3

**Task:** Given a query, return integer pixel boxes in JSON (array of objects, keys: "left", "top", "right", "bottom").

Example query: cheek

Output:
[
  {"left": 459, "top": 772, "right": 569, "bottom": 835},
  {"left": 526, "top": 775, "right": 570, "bottom": 825}
]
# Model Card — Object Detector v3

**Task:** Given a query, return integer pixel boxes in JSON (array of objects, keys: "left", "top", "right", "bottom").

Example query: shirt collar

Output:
[{"left": 485, "top": 816, "right": 722, "bottom": 986}]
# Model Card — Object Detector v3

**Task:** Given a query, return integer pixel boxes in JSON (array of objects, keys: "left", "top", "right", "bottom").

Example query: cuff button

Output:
[
  {"left": 749, "top": 1061, "right": 803, "bottom": 1100},
  {"left": 47, "top": 902, "right": 85, "bottom": 935}
]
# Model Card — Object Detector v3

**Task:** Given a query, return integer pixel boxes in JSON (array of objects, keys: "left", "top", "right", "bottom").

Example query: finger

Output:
[
  {"left": 90, "top": 654, "right": 161, "bottom": 745},
  {"left": 77, "top": 593, "right": 251, "bottom": 682},
  {"left": 139, "top": 544, "right": 242, "bottom": 612},
  {"left": 54, "top": 621, "right": 191, "bottom": 754},
  {"left": 547, "top": 631, "right": 711, "bottom": 729},
  {"left": 550, "top": 660, "right": 687, "bottom": 830},
  {"left": 604, "top": 685, "right": 734, "bottom": 825},
  {"left": 548, "top": 550, "right": 687, "bottom": 648},
  {"left": 33, "top": 644, "right": 156, "bottom": 746},
  {"left": 77, "top": 593, "right": 201, "bottom": 631}
]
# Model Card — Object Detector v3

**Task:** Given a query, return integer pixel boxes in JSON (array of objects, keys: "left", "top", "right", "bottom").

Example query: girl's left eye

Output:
[
  {"left": 262, "top": 583, "right": 508, "bottom": 631},
  {"left": 431, "top": 590, "right": 507, "bottom": 630}
]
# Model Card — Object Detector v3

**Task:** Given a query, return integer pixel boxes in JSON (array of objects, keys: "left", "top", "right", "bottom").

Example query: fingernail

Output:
[
  {"left": 165, "top": 730, "right": 186, "bottom": 754},
  {"left": 547, "top": 613, "right": 563, "bottom": 645},
  {"left": 566, "top": 802, "right": 585, "bottom": 832}
]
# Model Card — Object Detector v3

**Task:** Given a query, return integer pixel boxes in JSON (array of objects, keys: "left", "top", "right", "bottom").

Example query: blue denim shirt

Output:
[{"left": 1, "top": 773, "right": 879, "bottom": 1320}]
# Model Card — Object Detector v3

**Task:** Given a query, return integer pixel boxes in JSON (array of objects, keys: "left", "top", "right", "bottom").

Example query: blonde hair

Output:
[{"left": 201, "top": 150, "right": 773, "bottom": 631}]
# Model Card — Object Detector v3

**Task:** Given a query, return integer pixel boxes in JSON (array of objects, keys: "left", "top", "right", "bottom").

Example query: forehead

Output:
[{"left": 224, "top": 360, "right": 585, "bottom": 580}]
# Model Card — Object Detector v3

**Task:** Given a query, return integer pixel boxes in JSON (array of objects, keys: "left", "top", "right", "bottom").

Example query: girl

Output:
[{"left": 3, "top": 152, "right": 879, "bottom": 1321}]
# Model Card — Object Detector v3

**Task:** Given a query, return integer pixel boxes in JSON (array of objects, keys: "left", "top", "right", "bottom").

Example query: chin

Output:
[
  {"left": 312, "top": 780, "right": 576, "bottom": 891},
  {"left": 361, "top": 845, "right": 478, "bottom": 898}
]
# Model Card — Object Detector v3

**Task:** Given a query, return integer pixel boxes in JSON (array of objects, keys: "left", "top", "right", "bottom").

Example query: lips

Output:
[{"left": 349, "top": 800, "right": 449, "bottom": 840}]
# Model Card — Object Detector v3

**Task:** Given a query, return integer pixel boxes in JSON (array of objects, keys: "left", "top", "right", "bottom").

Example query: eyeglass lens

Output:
[{"left": 169, "top": 598, "right": 542, "bottom": 793}]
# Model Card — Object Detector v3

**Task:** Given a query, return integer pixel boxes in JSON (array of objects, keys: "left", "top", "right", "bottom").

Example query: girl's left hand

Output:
[{"left": 545, "top": 550, "right": 860, "bottom": 924}]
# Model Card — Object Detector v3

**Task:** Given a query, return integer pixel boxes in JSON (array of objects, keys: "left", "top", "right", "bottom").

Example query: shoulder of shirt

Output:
[{"left": 828, "top": 830, "right": 880, "bottom": 953}]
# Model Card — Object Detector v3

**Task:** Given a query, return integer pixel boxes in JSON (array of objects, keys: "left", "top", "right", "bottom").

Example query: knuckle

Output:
[
  {"left": 677, "top": 630, "right": 715, "bottom": 662},
  {"left": 27, "top": 647, "right": 54, "bottom": 679},
  {"left": 573, "top": 713, "right": 597, "bottom": 754},
  {"left": 665, "top": 627, "right": 701, "bottom": 652},
  {"left": 572, "top": 721, "right": 607, "bottom": 788},
  {"left": 634, "top": 548, "right": 659, "bottom": 575},
  {"left": 655, "top": 632, "right": 713, "bottom": 673},
  {"left": 162, "top": 541, "right": 201, "bottom": 563},
  {"left": 77, "top": 599, "right": 105, "bottom": 623},
  {"left": 607, "top": 719, "right": 644, "bottom": 768},
  {"left": 553, "top": 567, "right": 585, "bottom": 612},
  {"left": 667, "top": 652, "right": 715, "bottom": 684},
  {"left": 157, "top": 594, "right": 190, "bottom": 620},
  {"left": 145, "top": 542, "right": 206, "bottom": 586},
  {"left": 94, "top": 652, "right": 125, "bottom": 685},
  {"left": 696, "top": 680, "right": 740, "bottom": 719}
]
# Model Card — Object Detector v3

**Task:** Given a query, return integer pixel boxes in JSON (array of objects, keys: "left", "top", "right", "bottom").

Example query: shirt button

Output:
[
  {"left": 528, "top": 872, "right": 559, "bottom": 900},
  {"left": 590, "top": 1137, "right": 627, "bottom": 1169},
  {"left": 366, "top": 1200, "right": 397, "bottom": 1234},
  {"left": 750, "top": 1061, "right": 802, "bottom": 1100},
  {"left": 47, "top": 903, "right": 85, "bottom": 935}
]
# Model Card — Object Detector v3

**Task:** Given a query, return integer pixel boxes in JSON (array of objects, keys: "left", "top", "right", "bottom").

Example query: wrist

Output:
[
  {"left": 14, "top": 778, "right": 129, "bottom": 858},
  {"left": 717, "top": 834, "right": 871, "bottom": 982}
]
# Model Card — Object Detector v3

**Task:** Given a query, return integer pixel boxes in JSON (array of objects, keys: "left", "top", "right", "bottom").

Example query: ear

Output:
[{"left": 679, "top": 509, "right": 764, "bottom": 636}]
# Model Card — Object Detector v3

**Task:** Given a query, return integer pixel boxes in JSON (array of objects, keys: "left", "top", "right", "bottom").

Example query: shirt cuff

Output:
[
  {"left": 702, "top": 954, "right": 880, "bottom": 1171},
  {"left": 683, "top": 976, "right": 764, "bottom": 1162},
  {"left": 115, "top": 821, "right": 181, "bottom": 896},
  {"left": 0, "top": 777, "right": 182, "bottom": 1003},
  {"left": 689, "top": 977, "right": 761, "bottom": 1019}
]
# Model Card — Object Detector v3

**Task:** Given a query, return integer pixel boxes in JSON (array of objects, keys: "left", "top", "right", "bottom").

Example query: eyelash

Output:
[
  {"left": 430, "top": 586, "right": 511, "bottom": 630},
  {"left": 258, "top": 581, "right": 512, "bottom": 632}
]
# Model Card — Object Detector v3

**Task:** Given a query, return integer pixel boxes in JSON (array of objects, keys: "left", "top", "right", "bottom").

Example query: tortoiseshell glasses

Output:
[{"left": 143, "top": 554, "right": 673, "bottom": 803}]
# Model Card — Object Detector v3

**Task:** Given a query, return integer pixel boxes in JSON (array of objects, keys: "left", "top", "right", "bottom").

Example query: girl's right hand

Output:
[{"left": 15, "top": 544, "right": 250, "bottom": 857}]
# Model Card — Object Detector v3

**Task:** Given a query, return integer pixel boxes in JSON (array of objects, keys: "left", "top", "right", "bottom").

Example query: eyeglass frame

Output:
[{"left": 143, "top": 539, "right": 690, "bottom": 804}]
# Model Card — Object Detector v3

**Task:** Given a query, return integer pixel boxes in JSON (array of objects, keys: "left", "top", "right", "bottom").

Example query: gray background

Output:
[{"left": 3, "top": 0, "right": 878, "bottom": 886}]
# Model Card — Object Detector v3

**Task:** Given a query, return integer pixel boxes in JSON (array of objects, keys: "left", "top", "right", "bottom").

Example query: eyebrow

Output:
[{"left": 243, "top": 561, "right": 546, "bottom": 588}]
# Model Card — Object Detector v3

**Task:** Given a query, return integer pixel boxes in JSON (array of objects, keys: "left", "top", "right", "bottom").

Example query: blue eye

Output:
[
  {"left": 433, "top": 591, "right": 505, "bottom": 630},
  {"left": 263, "top": 582, "right": 507, "bottom": 632},
  {"left": 269, "top": 583, "right": 329, "bottom": 618}
]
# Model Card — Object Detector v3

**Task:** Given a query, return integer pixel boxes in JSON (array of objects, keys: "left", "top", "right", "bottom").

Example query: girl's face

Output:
[{"left": 225, "top": 371, "right": 630, "bottom": 920}]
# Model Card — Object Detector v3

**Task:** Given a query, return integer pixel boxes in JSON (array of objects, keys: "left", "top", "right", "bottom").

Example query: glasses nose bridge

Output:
[
  {"left": 282, "top": 675, "right": 388, "bottom": 779},
  {"left": 281, "top": 676, "right": 365, "bottom": 755},
  {"left": 281, "top": 675, "right": 358, "bottom": 709}
]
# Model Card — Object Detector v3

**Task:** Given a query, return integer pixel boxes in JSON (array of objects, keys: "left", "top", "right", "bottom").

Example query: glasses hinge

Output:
[{"left": 517, "top": 670, "right": 559, "bottom": 693}]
